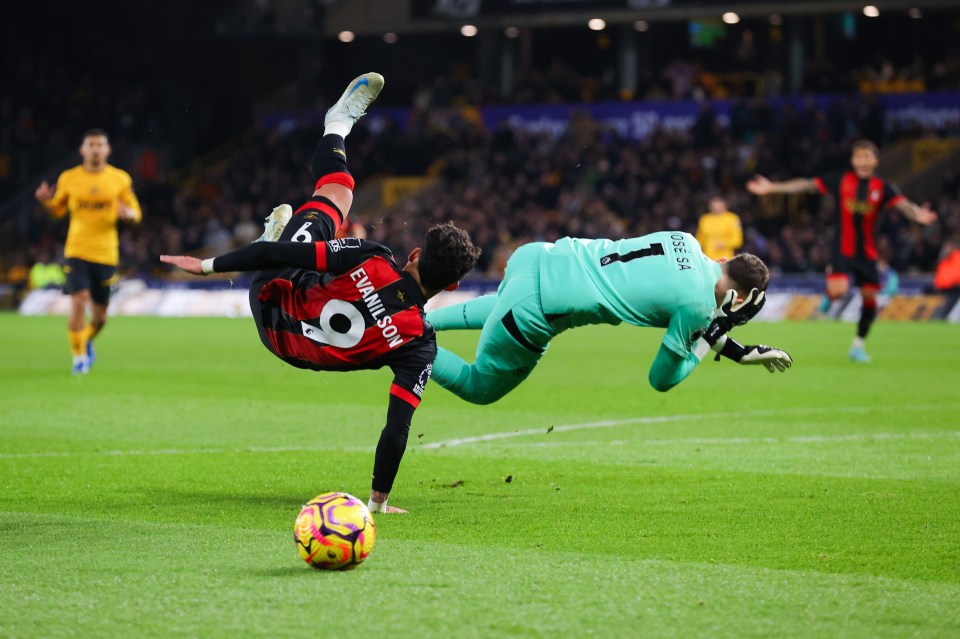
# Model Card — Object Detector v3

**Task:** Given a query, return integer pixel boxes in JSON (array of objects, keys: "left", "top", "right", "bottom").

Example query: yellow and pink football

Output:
[{"left": 294, "top": 492, "right": 376, "bottom": 570}]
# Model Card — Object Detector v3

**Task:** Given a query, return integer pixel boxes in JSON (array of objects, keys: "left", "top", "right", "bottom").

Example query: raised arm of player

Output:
[
  {"left": 35, "top": 177, "right": 69, "bottom": 218},
  {"left": 161, "top": 237, "right": 391, "bottom": 276},
  {"left": 161, "top": 242, "right": 316, "bottom": 275},
  {"left": 892, "top": 198, "right": 938, "bottom": 225},
  {"left": 746, "top": 175, "right": 820, "bottom": 196}
]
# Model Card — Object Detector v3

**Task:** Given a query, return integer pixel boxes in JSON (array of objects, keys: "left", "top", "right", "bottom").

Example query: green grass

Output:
[{"left": 1, "top": 314, "right": 959, "bottom": 638}]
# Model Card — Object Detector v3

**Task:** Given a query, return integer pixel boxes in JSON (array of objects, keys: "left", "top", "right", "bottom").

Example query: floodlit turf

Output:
[{"left": 1, "top": 313, "right": 959, "bottom": 638}]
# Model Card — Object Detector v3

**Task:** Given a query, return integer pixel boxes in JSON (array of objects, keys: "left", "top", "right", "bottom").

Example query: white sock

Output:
[
  {"left": 324, "top": 121, "right": 352, "bottom": 139},
  {"left": 852, "top": 336, "right": 865, "bottom": 350}
]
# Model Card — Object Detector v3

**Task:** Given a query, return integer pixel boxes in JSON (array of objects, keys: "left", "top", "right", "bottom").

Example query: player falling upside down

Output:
[
  {"left": 747, "top": 140, "right": 937, "bottom": 363},
  {"left": 162, "top": 73, "right": 481, "bottom": 514},
  {"left": 426, "top": 232, "right": 792, "bottom": 406}
]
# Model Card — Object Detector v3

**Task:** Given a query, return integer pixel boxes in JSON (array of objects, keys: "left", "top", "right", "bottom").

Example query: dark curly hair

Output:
[
  {"left": 417, "top": 223, "right": 481, "bottom": 292},
  {"left": 725, "top": 253, "right": 770, "bottom": 293}
]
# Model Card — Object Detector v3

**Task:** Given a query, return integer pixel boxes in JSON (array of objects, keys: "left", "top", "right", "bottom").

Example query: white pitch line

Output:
[
  {"left": 419, "top": 403, "right": 960, "bottom": 449},
  {"left": 481, "top": 430, "right": 960, "bottom": 449},
  {"left": 2, "top": 403, "right": 957, "bottom": 460}
]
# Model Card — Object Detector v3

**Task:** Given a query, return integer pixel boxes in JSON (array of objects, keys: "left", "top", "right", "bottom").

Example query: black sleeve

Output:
[
  {"left": 319, "top": 238, "right": 395, "bottom": 275},
  {"left": 210, "top": 238, "right": 394, "bottom": 275},
  {"left": 814, "top": 170, "right": 843, "bottom": 196},
  {"left": 882, "top": 180, "right": 904, "bottom": 207},
  {"left": 212, "top": 241, "right": 317, "bottom": 273},
  {"left": 370, "top": 341, "right": 435, "bottom": 495},
  {"left": 371, "top": 395, "right": 416, "bottom": 494}
]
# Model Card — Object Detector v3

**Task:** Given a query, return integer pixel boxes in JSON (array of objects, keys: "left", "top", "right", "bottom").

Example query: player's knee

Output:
[
  {"left": 648, "top": 374, "right": 676, "bottom": 393},
  {"left": 458, "top": 385, "right": 509, "bottom": 405}
]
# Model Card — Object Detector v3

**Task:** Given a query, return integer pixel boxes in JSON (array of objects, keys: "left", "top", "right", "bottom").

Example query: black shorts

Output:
[
  {"left": 831, "top": 256, "right": 880, "bottom": 288},
  {"left": 63, "top": 258, "right": 117, "bottom": 304}
]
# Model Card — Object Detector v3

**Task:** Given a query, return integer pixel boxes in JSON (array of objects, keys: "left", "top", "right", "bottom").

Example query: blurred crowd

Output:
[
  {"left": 362, "top": 103, "right": 957, "bottom": 279},
  {"left": 10, "top": 93, "right": 959, "bottom": 294}
]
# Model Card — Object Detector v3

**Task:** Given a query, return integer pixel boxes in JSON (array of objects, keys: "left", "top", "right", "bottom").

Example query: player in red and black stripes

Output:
[
  {"left": 747, "top": 140, "right": 937, "bottom": 362},
  {"left": 162, "top": 74, "right": 481, "bottom": 513}
]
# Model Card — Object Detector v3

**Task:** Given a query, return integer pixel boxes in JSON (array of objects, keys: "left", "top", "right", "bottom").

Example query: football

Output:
[{"left": 294, "top": 492, "right": 376, "bottom": 570}]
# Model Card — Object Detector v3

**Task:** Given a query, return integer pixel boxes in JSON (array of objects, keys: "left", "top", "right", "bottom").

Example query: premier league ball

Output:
[{"left": 294, "top": 492, "right": 376, "bottom": 570}]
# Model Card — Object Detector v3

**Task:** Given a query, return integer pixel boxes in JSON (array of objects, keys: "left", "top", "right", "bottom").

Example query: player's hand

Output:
[
  {"left": 368, "top": 492, "right": 408, "bottom": 514},
  {"left": 915, "top": 202, "right": 937, "bottom": 225},
  {"left": 118, "top": 203, "right": 138, "bottom": 221},
  {"left": 35, "top": 181, "right": 54, "bottom": 202},
  {"left": 738, "top": 345, "right": 793, "bottom": 372},
  {"left": 379, "top": 504, "right": 409, "bottom": 514},
  {"left": 746, "top": 175, "right": 774, "bottom": 196},
  {"left": 160, "top": 255, "right": 205, "bottom": 275},
  {"left": 718, "top": 288, "right": 766, "bottom": 326},
  {"left": 704, "top": 288, "right": 767, "bottom": 345}
]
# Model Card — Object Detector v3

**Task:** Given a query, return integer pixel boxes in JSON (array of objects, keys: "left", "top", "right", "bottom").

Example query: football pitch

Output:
[{"left": 1, "top": 314, "right": 958, "bottom": 638}]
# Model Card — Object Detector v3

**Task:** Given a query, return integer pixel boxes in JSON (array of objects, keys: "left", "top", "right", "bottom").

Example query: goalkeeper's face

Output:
[{"left": 80, "top": 134, "right": 111, "bottom": 167}]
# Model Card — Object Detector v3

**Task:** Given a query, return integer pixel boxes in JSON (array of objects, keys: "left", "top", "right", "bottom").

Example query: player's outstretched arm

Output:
[
  {"left": 747, "top": 175, "right": 819, "bottom": 195},
  {"left": 160, "top": 255, "right": 204, "bottom": 275},
  {"left": 893, "top": 198, "right": 938, "bottom": 225},
  {"left": 160, "top": 241, "right": 317, "bottom": 276}
]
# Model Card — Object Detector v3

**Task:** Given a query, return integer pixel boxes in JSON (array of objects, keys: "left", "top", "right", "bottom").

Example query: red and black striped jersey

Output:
[
  {"left": 241, "top": 239, "right": 435, "bottom": 409},
  {"left": 814, "top": 170, "right": 904, "bottom": 261}
]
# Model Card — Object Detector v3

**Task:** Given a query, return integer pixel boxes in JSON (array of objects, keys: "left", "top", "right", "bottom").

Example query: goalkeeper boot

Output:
[
  {"left": 848, "top": 345, "right": 872, "bottom": 364},
  {"left": 324, "top": 73, "right": 384, "bottom": 137},
  {"left": 254, "top": 204, "right": 293, "bottom": 243}
]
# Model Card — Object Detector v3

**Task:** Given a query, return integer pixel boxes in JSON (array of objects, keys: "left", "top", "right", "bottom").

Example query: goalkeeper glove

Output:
[
  {"left": 714, "top": 338, "right": 793, "bottom": 372},
  {"left": 699, "top": 288, "right": 767, "bottom": 348},
  {"left": 715, "top": 288, "right": 766, "bottom": 330}
]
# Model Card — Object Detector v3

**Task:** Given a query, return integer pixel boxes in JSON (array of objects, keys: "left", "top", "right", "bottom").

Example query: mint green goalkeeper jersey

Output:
[{"left": 538, "top": 231, "right": 722, "bottom": 356}]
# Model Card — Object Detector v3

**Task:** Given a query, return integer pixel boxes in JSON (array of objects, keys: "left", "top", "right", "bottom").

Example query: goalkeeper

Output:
[{"left": 427, "top": 232, "right": 792, "bottom": 405}]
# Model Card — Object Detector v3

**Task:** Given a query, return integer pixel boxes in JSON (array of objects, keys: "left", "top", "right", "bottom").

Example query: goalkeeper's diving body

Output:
[
  {"left": 161, "top": 74, "right": 481, "bottom": 514},
  {"left": 427, "top": 233, "right": 792, "bottom": 405}
]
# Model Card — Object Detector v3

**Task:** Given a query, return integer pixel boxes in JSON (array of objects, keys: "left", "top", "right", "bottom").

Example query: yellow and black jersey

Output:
[{"left": 42, "top": 165, "right": 142, "bottom": 266}]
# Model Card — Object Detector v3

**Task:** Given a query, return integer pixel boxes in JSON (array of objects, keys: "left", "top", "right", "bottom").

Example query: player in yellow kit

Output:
[
  {"left": 696, "top": 195, "right": 743, "bottom": 261},
  {"left": 35, "top": 129, "right": 142, "bottom": 374}
]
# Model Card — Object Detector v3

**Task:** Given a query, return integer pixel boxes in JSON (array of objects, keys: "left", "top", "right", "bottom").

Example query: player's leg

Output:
[
  {"left": 82, "top": 263, "right": 116, "bottom": 369},
  {"left": 85, "top": 302, "right": 107, "bottom": 368},
  {"left": 249, "top": 75, "right": 385, "bottom": 353},
  {"left": 432, "top": 246, "right": 553, "bottom": 404},
  {"left": 427, "top": 294, "right": 499, "bottom": 331},
  {"left": 825, "top": 272, "right": 850, "bottom": 302},
  {"left": 254, "top": 72, "right": 383, "bottom": 243},
  {"left": 849, "top": 262, "right": 880, "bottom": 363},
  {"left": 67, "top": 290, "right": 90, "bottom": 374},
  {"left": 63, "top": 258, "right": 92, "bottom": 374}
]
